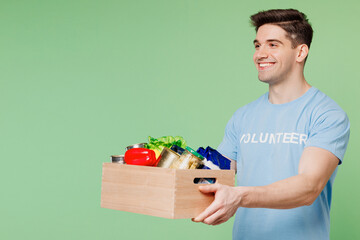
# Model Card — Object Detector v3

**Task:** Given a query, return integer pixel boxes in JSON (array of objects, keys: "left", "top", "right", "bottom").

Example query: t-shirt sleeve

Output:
[
  {"left": 217, "top": 115, "right": 238, "bottom": 161},
  {"left": 305, "top": 108, "right": 350, "bottom": 164}
]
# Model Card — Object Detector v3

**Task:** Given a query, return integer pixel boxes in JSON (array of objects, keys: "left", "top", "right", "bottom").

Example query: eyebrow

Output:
[{"left": 253, "top": 39, "right": 284, "bottom": 45}]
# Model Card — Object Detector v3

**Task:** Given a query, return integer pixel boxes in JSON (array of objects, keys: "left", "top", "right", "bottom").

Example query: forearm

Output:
[
  {"left": 236, "top": 147, "right": 339, "bottom": 209},
  {"left": 237, "top": 174, "right": 321, "bottom": 209}
]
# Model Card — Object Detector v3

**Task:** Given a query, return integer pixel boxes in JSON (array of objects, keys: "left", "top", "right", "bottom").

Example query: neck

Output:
[{"left": 268, "top": 73, "right": 311, "bottom": 104}]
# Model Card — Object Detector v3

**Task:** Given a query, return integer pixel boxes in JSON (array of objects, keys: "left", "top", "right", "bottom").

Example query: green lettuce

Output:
[{"left": 146, "top": 135, "right": 187, "bottom": 152}]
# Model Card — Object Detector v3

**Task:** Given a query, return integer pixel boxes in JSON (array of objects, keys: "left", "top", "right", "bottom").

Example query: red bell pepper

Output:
[{"left": 124, "top": 148, "right": 157, "bottom": 166}]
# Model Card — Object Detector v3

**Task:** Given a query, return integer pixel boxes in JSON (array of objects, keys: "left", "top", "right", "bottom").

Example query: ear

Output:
[{"left": 296, "top": 44, "right": 309, "bottom": 63}]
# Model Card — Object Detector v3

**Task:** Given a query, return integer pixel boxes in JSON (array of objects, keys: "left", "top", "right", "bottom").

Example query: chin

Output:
[{"left": 258, "top": 76, "right": 272, "bottom": 83}]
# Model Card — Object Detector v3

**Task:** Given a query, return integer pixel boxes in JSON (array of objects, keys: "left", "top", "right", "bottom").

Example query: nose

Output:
[{"left": 254, "top": 46, "right": 268, "bottom": 60}]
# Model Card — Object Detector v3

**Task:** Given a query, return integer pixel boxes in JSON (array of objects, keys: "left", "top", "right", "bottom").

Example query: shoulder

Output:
[
  {"left": 307, "top": 88, "right": 349, "bottom": 126},
  {"left": 309, "top": 88, "right": 345, "bottom": 111},
  {"left": 304, "top": 88, "right": 350, "bottom": 162},
  {"left": 231, "top": 93, "right": 268, "bottom": 119}
]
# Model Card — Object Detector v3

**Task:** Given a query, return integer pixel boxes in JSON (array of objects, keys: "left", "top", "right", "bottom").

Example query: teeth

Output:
[{"left": 259, "top": 63, "right": 273, "bottom": 67}]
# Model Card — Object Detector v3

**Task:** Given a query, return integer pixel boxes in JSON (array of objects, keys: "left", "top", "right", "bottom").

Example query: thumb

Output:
[{"left": 198, "top": 183, "right": 220, "bottom": 194}]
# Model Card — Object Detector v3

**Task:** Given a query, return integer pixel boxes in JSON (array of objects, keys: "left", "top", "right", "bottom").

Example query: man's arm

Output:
[{"left": 193, "top": 146, "right": 339, "bottom": 225}]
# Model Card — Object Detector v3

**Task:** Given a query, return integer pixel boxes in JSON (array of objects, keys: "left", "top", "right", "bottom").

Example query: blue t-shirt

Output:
[{"left": 217, "top": 87, "right": 350, "bottom": 240}]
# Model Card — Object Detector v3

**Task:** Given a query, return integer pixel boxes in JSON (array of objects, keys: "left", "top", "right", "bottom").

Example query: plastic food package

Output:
[{"left": 196, "top": 146, "right": 231, "bottom": 170}]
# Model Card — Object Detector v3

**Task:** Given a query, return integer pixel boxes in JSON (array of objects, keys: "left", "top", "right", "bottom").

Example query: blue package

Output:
[{"left": 196, "top": 146, "right": 231, "bottom": 170}]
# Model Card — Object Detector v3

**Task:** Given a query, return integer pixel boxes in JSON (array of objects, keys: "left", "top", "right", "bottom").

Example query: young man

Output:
[{"left": 193, "top": 9, "right": 350, "bottom": 240}]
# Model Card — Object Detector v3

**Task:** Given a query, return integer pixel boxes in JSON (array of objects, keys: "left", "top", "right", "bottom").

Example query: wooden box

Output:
[{"left": 101, "top": 163, "right": 235, "bottom": 219}]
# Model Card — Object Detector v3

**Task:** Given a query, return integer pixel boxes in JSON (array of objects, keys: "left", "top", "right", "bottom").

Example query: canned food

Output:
[
  {"left": 125, "top": 143, "right": 147, "bottom": 151},
  {"left": 170, "top": 146, "right": 204, "bottom": 169},
  {"left": 170, "top": 145, "right": 185, "bottom": 155},
  {"left": 111, "top": 155, "right": 125, "bottom": 164},
  {"left": 157, "top": 147, "right": 180, "bottom": 168}
]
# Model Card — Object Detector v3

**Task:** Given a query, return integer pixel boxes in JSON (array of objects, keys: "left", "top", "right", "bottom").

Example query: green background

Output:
[{"left": 1, "top": 0, "right": 359, "bottom": 239}]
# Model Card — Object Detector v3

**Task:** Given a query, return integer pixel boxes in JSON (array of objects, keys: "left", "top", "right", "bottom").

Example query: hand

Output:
[{"left": 192, "top": 183, "right": 242, "bottom": 225}]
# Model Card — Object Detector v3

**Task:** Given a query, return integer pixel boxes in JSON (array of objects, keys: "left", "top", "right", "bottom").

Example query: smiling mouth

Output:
[{"left": 257, "top": 62, "right": 275, "bottom": 71}]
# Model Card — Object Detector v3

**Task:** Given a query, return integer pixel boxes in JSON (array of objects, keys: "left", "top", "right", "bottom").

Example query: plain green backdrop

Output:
[{"left": 1, "top": 0, "right": 359, "bottom": 239}]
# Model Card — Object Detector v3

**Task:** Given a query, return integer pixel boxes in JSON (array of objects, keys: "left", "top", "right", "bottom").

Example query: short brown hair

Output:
[{"left": 250, "top": 9, "right": 313, "bottom": 49}]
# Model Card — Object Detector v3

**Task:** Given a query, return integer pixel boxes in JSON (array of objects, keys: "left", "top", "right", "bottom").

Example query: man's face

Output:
[{"left": 253, "top": 24, "right": 299, "bottom": 85}]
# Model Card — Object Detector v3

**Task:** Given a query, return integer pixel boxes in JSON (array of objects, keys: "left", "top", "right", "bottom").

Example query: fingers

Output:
[
  {"left": 202, "top": 208, "right": 226, "bottom": 225},
  {"left": 192, "top": 184, "right": 239, "bottom": 226},
  {"left": 193, "top": 200, "right": 221, "bottom": 222},
  {"left": 198, "top": 183, "right": 220, "bottom": 194},
  {"left": 193, "top": 184, "right": 231, "bottom": 225},
  {"left": 209, "top": 215, "right": 227, "bottom": 226},
  {"left": 194, "top": 208, "right": 229, "bottom": 225}
]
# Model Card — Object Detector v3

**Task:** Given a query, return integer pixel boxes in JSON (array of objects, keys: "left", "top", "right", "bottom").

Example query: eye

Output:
[
  {"left": 269, "top": 43, "right": 278, "bottom": 48},
  {"left": 254, "top": 44, "right": 260, "bottom": 49}
]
